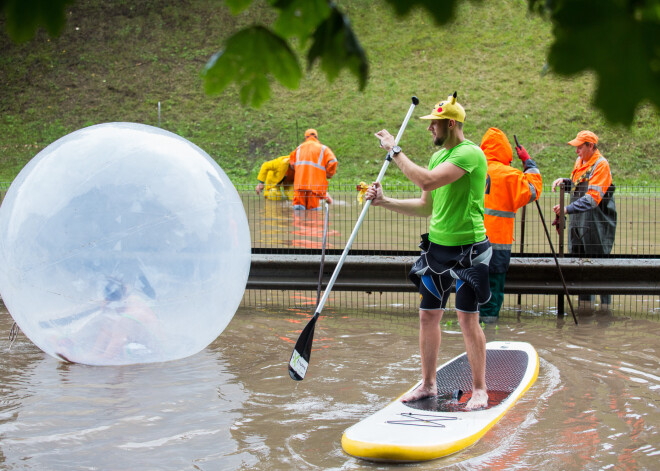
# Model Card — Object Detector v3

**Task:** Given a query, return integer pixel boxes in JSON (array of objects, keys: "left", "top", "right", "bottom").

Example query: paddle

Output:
[
  {"left": 316, "top": 200, "right": 330, "bottom": 307},
  {"left": 514, "top": 135, "right": 578, "bottom": 325},
  {"left": 288, "top": 96, "right": 420, "bottom": 381},
  {"left": 517, "top": 205, "right": 525, "bottom": 306}
]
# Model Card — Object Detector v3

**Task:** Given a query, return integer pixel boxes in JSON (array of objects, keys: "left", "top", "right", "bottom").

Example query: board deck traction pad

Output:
[
  {"left": 341, "top": 341, "right": 539, "bottom": 462},
  {"left": 406, "top": 348, "right": 527, "bottom": 413}
]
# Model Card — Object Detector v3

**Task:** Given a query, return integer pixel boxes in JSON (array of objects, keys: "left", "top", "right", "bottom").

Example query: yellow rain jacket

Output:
[
  {"left": 481, "top": 128, "right": 543, "bottom": 272},
  {"left": 257, "top": 155, "right": 294, "bottom": 200}
]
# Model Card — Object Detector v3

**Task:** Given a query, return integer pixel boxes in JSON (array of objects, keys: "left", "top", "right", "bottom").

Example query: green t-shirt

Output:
[{"left": 428, "top": 140, "right": 487, "bottom": 246}]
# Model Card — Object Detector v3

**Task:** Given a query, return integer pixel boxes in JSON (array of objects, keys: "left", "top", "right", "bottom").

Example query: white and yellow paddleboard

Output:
[{"left": 342, "top": 341, "right": 539, "bottom": 463}]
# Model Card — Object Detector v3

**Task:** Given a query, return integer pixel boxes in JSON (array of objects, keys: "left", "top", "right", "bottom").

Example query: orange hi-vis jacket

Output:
[
  {"left": 481, "top": 128, "right": 542, "bottom": 272},
  {"left": 566, "top": 149, "right": 612, "bottom": 212},
  {"left": 289, "top": 136, "right": 337, "bottom": 196}
]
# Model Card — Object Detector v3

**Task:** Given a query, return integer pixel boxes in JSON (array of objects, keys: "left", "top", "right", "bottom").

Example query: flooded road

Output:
[{"left": 1, "top": 300, "right": 659, "bottom": 470}]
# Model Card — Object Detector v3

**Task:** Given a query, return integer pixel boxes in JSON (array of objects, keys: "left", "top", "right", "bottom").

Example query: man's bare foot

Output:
[
  {"left": 465, "top": 389, "right": 488, "bottom": 410},
  {"left": 400, "top": 384, "right": 437, "bottom": 403}
]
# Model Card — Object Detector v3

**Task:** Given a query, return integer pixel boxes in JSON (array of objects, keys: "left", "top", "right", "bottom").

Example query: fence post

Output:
[{"left": 557, "top": 183, "right": 566, "bottom": 317}]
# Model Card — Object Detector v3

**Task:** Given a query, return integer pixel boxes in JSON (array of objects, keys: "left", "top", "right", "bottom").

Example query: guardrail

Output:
[{"left": 248, "top": 254, "right": 660, "bottom": 295}]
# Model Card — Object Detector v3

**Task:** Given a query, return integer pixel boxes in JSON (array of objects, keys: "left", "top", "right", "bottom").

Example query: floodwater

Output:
[{"left": 1, "top": 299, "right": 659, "bottom": 470}]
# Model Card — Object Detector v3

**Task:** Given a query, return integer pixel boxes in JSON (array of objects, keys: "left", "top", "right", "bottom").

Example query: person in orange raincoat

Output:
[
  {"left": 289, "top": 129, "right": 338, "bottom": 210},
  {"left": 552, "top": 130, "right": 616, "bottom": 308},
  {"left": 479, "top": 128, "right": 543, "bottom": 320},
  {"left": 255, "top": 155, "right": 294, "bottom": 201}
]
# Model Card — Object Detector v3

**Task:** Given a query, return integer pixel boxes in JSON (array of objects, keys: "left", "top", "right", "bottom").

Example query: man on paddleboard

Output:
[{"left": 365, "top": 92, "right": 491, "bottom": 410}]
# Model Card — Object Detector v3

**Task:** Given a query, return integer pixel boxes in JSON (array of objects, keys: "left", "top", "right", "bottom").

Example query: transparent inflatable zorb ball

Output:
[{"left": 0, "top": 123, "right": 251, "bottom": 365}]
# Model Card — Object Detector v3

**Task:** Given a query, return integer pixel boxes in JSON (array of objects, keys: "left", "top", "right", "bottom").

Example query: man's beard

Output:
[{"left": 433, "top": 121, "right": 449, "bottom": 146}]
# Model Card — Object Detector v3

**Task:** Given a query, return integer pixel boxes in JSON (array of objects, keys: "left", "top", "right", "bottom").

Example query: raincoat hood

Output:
[{"left": 480, "top": 127, "right": 513, "bottom": 165}]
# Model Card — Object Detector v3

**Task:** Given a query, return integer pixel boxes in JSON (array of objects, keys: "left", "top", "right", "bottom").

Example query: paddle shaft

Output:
[
  {"left": 535, "top": 199, "right": 578, "bottom": 324},
  {"left": 315, "top": 200, "right": 330, "bottom": 307},
  {"left": 515, "top": 134, "right": 525, "bottom": 305},
  {"left": 288, "top": 96, "right": 419, "bottom": 381},
  {"left": 314, "top": 97, "right": 418, "bottom": 314},
  {"left": 517, "top": 205, "right": 525, "bottom": 305},
  {"left": 515, "top": 134, "right": 577, "bottom": 324}
]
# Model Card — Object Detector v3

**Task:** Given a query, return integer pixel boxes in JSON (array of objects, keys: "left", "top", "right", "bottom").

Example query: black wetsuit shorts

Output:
[{"left": 409, "top": 234, "right": 492, "bottom": 313}]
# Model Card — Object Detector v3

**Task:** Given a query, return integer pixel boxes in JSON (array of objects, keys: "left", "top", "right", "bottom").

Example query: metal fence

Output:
[
  {"left": 2, "top": 180, "right": 659, "bottom": 315},
  {"left": 241, "top": 289, "right": 660, "bottom": 319},
  {"left": 4, "top": 180, "right": 655, "bottom": 257},
  {"left": 243, "top": 183, "right": 660, "bottom": 258}
]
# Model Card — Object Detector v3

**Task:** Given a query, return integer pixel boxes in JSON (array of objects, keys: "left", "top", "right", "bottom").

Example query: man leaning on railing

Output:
[{"left": 552, "top": 130, "right": 617, "bottom": 309}]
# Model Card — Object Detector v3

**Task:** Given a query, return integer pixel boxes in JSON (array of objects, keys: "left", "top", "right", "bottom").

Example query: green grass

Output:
[{"left": 1, "top": 0, "right": 658, "bottom": 185}]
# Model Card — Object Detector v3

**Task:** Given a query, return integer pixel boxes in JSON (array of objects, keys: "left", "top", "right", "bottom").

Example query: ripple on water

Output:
[{"left": 1, "top": 305, "right": 659, "bottom": 470}]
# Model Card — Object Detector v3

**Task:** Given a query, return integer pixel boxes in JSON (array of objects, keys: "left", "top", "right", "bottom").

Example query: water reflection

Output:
[
  {"left": 252, "top": 199, "right": 340, "bottom": 250},
  {"left": 0, "top": 308, "right": 249, "bottom": 470},
  {"left": 1, "top": 301, "right": 659, "bottom": 470}
]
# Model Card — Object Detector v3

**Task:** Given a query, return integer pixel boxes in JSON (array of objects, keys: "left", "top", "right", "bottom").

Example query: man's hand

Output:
[
  {"left": 515, "top": 144, "right": 530, "bottom": 162},
  {"left": 552, "top": 204, "right": 567, "bottom": 215},
  {"left": 552, "top": 178, "right": 565, "bottom": 192},
  {"left": 364, "top": 182, "right": 385, "bottom": 206},
  {"left": 325, "top": 194, "right": 333, "bottom": 205},
  {"left": 375, "top": 129, "right": 395, "bottom": 153},
  {"left": 255, "top": 182, "right": 265, "bottom": 195}
]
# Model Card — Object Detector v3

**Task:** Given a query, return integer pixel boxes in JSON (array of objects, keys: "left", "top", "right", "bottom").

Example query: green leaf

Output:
[
  {"left": 543, "top": 0, "right": 660, "bottom": 126},
  {"left": 239, "top": 75, "right": 271, "bottom": 107},
  {"left": 307, "top": 6, "right": 368, "bottom": 90},
  {"left": 202, "top": 26, "right": 301, "bottom": 107},
  {"left": 224, "top": 0, "right": 254, "bottom": 15},
  {"left": 1, "top": 0, "right": 74, "bottom": 43},
  {"left": 383, "top": 0, "right": 482, "bottom": 25},
  {"left": 272, "top": 0, "right": 331, "bottom": 42},
  {"left": 202, "top": 50, "right": 237, "bottom": 94}
]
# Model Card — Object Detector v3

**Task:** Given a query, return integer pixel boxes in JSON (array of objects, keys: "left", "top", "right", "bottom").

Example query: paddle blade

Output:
[{"left": 288, "top": 312, "right": 319, "bottom": 381}]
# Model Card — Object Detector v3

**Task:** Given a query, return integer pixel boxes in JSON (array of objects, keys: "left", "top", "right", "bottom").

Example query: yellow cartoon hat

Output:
[{"left": 419, "top": 91, "right": 466, "bottom": 123}]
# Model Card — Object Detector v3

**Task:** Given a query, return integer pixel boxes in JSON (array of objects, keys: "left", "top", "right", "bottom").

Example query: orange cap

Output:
[
  {"left": 304, "top": 129, "right": 318, "bottom": 139},
  {"left": 568, "top": 130, "right": 598, "bottom": 146}
]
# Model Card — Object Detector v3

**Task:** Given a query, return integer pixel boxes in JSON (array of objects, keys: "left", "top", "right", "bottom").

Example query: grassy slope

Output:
[{"left": 0, "top": 0, "right": 658, "bottom": 186}]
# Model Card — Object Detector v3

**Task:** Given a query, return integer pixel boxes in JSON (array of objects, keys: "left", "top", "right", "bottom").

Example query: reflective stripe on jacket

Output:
[
  {"left": 257, "top": 155, "right": 293, "bottom": 189},
  {"left": 289, "top": 137, "right": 338, "bottom": 195},
  {"left": 481, "top": 128, "right": 543, "bottom": 250}
]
